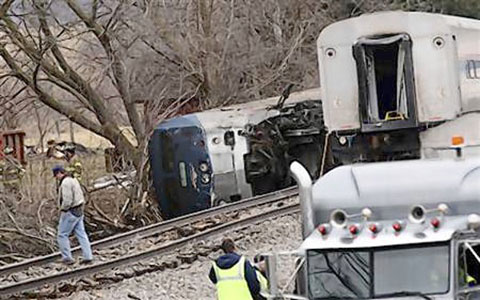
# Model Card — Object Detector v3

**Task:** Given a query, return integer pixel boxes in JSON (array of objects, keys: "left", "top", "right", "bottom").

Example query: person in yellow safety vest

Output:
[
  {"left": 459, "top": 248, "right": 478, "bottom": 288},
  {"left": 253, "top": 254, "right": 268, "bottom": 299},
  {"left": 459, "top": 266, "right": 477, "bottom": 287},
  {"left": 209, "top": 238, "right": 263, "bottom": 300}
]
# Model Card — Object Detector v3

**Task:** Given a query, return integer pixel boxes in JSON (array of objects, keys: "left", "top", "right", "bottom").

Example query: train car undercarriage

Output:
[
  {"left": 243, "top": 100, "right": 326, "bottom": 196},
  {"left": 243, "top": 100, "right": 421, "bottom": 197}
]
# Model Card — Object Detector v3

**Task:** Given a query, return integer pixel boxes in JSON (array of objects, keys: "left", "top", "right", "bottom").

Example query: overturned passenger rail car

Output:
[{"left": 149, "top": 89, "right": 323, "bottom": 218}]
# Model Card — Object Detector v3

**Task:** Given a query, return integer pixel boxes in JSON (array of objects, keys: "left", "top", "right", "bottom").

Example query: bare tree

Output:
[
  {"left": 0, "top": 77, "right": 32, "bottom": 130},
  {"left": 0, "top": 1, "right": 165, "bottom": 216}
]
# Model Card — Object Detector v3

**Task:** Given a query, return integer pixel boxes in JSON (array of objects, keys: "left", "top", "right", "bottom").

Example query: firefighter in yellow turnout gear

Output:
[
  {"left": 64, "top": 147, "right": 83, "bottom": 182},
  {"left": 209, "top": 239, "right": 264, "bottom": 300},
  {"left": 0, "top": 157, "right": 24, "bottom": 191}
]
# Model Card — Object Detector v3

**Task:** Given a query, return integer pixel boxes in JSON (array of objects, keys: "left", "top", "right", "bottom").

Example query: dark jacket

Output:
[{"left": 209, "top": 253, "right": 261, "bottom": 297}]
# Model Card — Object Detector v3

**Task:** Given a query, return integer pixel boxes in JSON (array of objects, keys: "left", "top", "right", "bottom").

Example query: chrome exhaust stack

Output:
[{"left": 290, "top": 161, "right": 314, "bottom": 238}]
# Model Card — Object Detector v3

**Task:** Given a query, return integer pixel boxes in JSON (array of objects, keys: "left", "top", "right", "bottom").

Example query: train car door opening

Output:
[{"left": 354, "top": 33, "right": 418, "bottom": 132}]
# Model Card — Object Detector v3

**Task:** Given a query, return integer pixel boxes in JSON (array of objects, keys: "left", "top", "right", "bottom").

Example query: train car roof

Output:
[
  {"left": 156, "top": 88, "right": 321, "bottom": 130},
  {"left": 215, "top": 88, "right": 321, "bottom": 111},
  {"left": 312, "top": 157, "right": 480, "bottom": 222},
  {"left": 318, "top": 11, "right": 480, "bottom": 45}
]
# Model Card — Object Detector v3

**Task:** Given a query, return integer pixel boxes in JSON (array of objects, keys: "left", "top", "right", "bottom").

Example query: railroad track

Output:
[{"left": 0, "top": 188, "right": 299, "bottom": 297}]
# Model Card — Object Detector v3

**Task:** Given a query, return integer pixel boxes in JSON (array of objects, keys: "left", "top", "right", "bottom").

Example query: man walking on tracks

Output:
[
  {"left": 209, "top": 238, "right": 262, "bottom": 300},
  {"left": 53, "top": 165, "right": 93, "bottom": 265}
]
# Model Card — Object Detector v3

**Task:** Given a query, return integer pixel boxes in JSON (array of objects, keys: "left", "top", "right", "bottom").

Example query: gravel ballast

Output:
[{"left": 66, "top": 213, "right": 302, "bottom": 300}]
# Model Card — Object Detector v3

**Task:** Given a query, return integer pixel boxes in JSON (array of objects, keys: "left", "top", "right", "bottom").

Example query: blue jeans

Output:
[{"left": 57, "top": 211, "right": 93, "bottom": 261}]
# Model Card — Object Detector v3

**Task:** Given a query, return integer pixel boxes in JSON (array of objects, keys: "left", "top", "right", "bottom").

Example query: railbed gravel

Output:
[
  {"left": 0, "top": 197, "right": 297, "bottom": 288},
  {"left": 65, "top": 213, "right": 302, "bottom": 300}
]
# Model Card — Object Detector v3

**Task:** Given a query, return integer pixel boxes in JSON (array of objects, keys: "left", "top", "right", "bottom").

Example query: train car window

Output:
[
  {"left": 161, "top": 132, "right": 174, "bottom": 172},
  {"left": 224, "top": 131, "right": 235, "bottom": 146},
  {"left": 179, "top": 162, "right": 187, "bottom": 187},
  {"left": 466, "top": 60, "right": 480, "bottom": 79}
]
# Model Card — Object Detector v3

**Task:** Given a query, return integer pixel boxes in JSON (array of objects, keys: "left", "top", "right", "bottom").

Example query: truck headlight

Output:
[
  {"left": 201, "top": 173, "right": 211, "bottom": 184},
  {"left": 199, "top": 162, "right": 209, "bottom": 172}
]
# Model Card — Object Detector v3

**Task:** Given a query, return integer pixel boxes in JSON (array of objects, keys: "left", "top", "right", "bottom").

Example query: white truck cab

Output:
[{"left": 265, "top": 156, "right": 480, "bottom": 299}]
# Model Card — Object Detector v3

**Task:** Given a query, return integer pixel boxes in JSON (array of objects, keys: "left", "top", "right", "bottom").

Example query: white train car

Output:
[
  {"left": 196, "top": 88, "right": 322, "bottom": 205},
  {"left": 318, "top": 11, "right": 480, "bottom": 163},
  {"left": 149, "top": 89, "right": 322, "bottom": 218}
]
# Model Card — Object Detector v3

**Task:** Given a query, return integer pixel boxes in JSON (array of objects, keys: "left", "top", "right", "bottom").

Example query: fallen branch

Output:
[
  {"left": 88, "top": 172, "right": 134, "bottom": 193},
  {"left": 120, "top": 197, "right": 130, "bottom": 217},
  {"left": 88, "top": 195, "right": 126, "bottom": 229},
  {"left": 0, "top": 253, "right": 27, "bottom": 259},
  {"left": 112, "top": 173, "right": 132, "bottom": 195},
  {"left": 86, "top": 212, "right": 130, "bottom": 231},
  {"left": 0, "top": 227, "right": 53, "bottom": 249},
  {"left": 0, "top": 253, "right": 27, "bottom": 265},
  {"left": 0, "top": 237, "right": 12, "bottom": 252},
  {"left": 0, "top": 199, "right": 54, "bottom": 250},
  {"left": 37, "top": 198, "right": 50, "bottom": 227}
]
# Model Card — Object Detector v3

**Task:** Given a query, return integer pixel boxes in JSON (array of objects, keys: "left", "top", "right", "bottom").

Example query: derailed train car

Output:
[
  {"left": 318, "top": 11, "right": 480, "bottom": 164},
  {"left": 149, "top": 89, "right": 323, "bottom": 218}
]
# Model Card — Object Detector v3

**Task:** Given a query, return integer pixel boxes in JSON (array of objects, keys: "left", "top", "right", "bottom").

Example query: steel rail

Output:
[
  {"left": 0, "top": 203, "right": 300, "bottom": 297},
  {"left": 0, "top": 187, "right": 298, "bottom": 276}
]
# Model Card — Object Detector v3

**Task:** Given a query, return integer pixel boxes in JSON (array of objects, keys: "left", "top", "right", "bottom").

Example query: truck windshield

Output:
[{"left": 307, "top": 243, "right": 449, "bottom": 299}]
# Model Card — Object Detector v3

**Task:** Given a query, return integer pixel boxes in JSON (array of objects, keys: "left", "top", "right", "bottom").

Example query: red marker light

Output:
[
  {"left": 431, "top": 218, "right": 441, "bottom": 228},
  {"left": 393, "top": 222, "right": 402, "bottom": 232},
  {"left": 369, "top": 224, "right": 378, "bottom": 233},
  {"left": 318, "top": 225, "right": 327, "bottom": 235},
  {"left": 317, "top": 224, "right": 330, "bottom": 235},
  {"left": 349, "top": 225, "right": 358, "bottom": 235}
]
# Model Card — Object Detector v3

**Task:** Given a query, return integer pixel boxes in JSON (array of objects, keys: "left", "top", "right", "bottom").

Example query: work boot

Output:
[
  {"left": 61, "top": 259, "right": 75, "bottom": 265},
  {"left": 79, "top": 258, "right": 93, "bottom": 265}
]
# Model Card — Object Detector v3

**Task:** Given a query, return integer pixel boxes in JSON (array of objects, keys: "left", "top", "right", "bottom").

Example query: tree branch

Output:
[
  {"left": 66, "top": 0, "right": 145, "bottom": 145},
  {"left": 0, "top": 44, "right": 105, "bottom": 136}
]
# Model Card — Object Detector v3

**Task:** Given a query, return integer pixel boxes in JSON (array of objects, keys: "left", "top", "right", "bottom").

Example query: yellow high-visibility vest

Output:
[
  {"left": 467, "top": 274, "right": 477, "bottom": 285},
  {"left": 66, "top": 158, "right": 83, "bottom": 181},
  {"left": 256, "top": 270, "right": 268, "bottom": 295},
  {"left": 212, "top": 256, "right": 253, "bottom": 300},
  {"left": 459, "top": 266, "right": 477, "bottom": 286}
]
